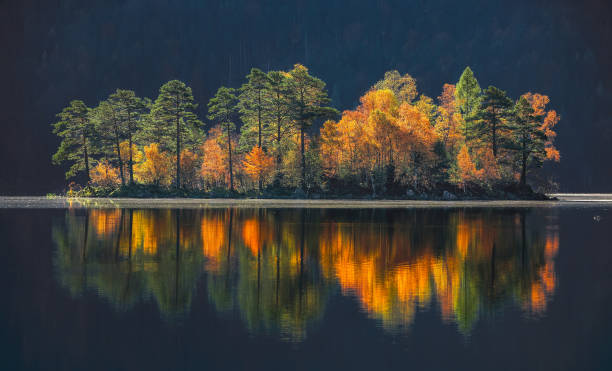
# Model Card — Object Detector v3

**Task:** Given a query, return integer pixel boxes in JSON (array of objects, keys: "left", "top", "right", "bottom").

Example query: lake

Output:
[{"left": 1, "top": 198, "right": 611, "bottom": 370}]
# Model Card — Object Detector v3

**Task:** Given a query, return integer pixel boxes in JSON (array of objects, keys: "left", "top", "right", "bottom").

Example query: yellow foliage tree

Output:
[
  {"left": 135, "top": 143, "right": 173, "bottom": 186},
  {"left": 201, "top": 126, "right": 228, "bottom": 189},
  {"left": 454, "top": 145, "right": 483, "bottom": 189},
  {"left": 90, "top": 159, "right": 121, "bottom": 187},
  {"left": 119, "top": 140, "right": 143, "bottom": 182},
  {"left": 180, "top": 149, "right": 199, "bottom": 189},
  {"left": 242, "top": 146, "right": 275, "bottom": 190}
]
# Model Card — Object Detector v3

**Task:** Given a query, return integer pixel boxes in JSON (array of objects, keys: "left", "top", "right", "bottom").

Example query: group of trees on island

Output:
[{"left": 52, "top": 65, "right": 560, "bottom": 196}]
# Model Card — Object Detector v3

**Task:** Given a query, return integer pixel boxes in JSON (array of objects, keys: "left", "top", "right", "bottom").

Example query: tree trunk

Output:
[
  {"left": 83, "top": 134, "right": 90, "bottom": 183},
  {"left": 257, "top": 94, "right": 263, "bottom": 192},
  {"left": 258, "top": 92, "right": 262, "bottom": 148},
  {"left": 300, "top": 125, "right": 306, "bottom": 190},
  {"left": 128, "top": 132, "right": 134, "bottom": 184},
  {"left": 176, "top": 109, "right": 181, "bottom": 189},
  {"left": 520, "top": 149, "right": 527, "bottom": 186},
  {"left": 227, "top": 123, "right": 234, "bottom": 192},
  {"left": 115, "top": 128, "right": 125, "bottom": 185},
  {"left": 275, "top": 115, "right": 282, "bottom": 185},
  {"left": 492, "top": 120, "right": 497, "bottom": 158}
]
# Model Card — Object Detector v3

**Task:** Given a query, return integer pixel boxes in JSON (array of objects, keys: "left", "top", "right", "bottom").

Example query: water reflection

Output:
[{"left": 52, "top": 208, "right": 558, "bottom": 340}]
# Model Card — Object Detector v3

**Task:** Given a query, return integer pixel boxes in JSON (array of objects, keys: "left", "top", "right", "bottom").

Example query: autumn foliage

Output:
[
  {"left": 90, "top": 160, "right": 120, "bottom": 187},
  {"left": 55, "top": 65, "right": 560, "bottom": 196},
  {"left": 135, "top": 143, "right": 173, "bottom": 186},
  {"left": 243, "top": 146, "right": 275, "bottom": 184}
]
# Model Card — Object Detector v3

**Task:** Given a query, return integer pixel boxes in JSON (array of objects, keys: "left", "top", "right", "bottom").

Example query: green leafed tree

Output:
[
  {"left": 208, "top": 86, "right": 238, "bottom": 192},
  {"left": 455, "top": 66, "right": 482, "bottom": 141},
  {"left": 372, "top": 70, "right": 418, "bottom": 104},
  {"left": 238, "top": 68, "right": 271, "bottom": 150},
  {"left": 150, "top": 80, "right": 202, "bottom": 188},
  {"left": 267, "top": 71, "right": 293, "bottom": 182},
  {"left": 52, "top": 100, "right": 96, "bottom": 183},
  {"left": 509, "top": 96, "right": 548, "bottom": 185},
  {"left": 477, "top": 86, "right": 513, "bottom": 158},
  {"left": 90, "top": 99, "right": 126, "bottom": 185},
  {"left": 286, "top": 64, "right": 338, "bottom": 190},
  {"left": 109, "top": 89, "right": 149, "bottom": 184}
]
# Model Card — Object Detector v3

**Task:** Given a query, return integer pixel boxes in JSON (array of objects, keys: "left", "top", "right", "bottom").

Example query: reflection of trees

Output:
[
  {"left": 205, "top": 209, "right": 330, "bottom": 342},
  {"left": 53, "top": 209, "right": 204, "bottom": 319},
  {"left": 318, "top": 209, "right": 559, "bottom": 334},
  {"left": 53, "top": 207, "right": 559, "bottom": 339}
]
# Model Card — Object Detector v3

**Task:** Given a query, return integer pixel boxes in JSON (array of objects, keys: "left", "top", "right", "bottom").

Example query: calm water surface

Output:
[{"left": 1, "top": 205, "right": 611, "bottom": 370}]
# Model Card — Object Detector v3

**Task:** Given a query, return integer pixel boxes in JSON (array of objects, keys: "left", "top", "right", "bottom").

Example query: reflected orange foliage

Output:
[{"left": 201, "top": 211, "right": 228, "bottom": 271}]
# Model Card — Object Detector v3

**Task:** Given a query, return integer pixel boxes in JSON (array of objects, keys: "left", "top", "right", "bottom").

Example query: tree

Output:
[
  {"left": 179, "top": 149, "right": 200, "bottom": 189},
  {"left": 238, "top": 68, "right": 270, "bottom": 149},
  {"left": 397, "top": 102, "right": 438, "bottom": 189},
  {"left": 239, "top": 68, "right": 272, "bottom": 190},
  {"left": 286, "top": 64, "right": 338, "bottom": 189},
  {"left": 200, "top": 126, "right": 227, "bottom": 189},
  {"left": 455, "top": 67, "right": 482, "bottom": 141},
  {"left": 90, "top": 99, "right": 126, "bottom": 185},
  {"left": 135, "top": 143, "right": 173, "bottom": 186},
  {"left": 109, "top": 89, "right": 149, "bottom": 184},
  {"left": 242, "top": 146, "right": 275, "bottom": 190},
  {"left": 119, "top": 140, "right": 143, "bottom": 180},
  {"left": 523, "top": 93, "right": 561, "bottom": 162},
  {"left": 267, "top": 71, "right": 292, "bottom": 178},
  {"left": 510, "top": 96, "right": 560, "bottom": 185},
  {"left": 453, "top": 145, "right": 482, "bottom": 190},
  {"left": 151, "top": 80, "right": 202, "bottom": 189},
  {"left": 52, "top": 100, "right": 95, "bottom": 183},
  {"left": 208, "top": 87, "right": 238, "bottom": 192},
  {"left": 90, "top": 159, "right": 121, "bottom": 187},
  {"left": 477, "top": 86, "right": 513, "bottom": 158},
  {"left": 372, "top": 70, "right": 418, "bottom": 104}
]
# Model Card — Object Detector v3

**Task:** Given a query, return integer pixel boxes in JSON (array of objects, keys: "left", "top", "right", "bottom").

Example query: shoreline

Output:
[{"left": 0, "top": 195, "right": 611, "bottom": 209}]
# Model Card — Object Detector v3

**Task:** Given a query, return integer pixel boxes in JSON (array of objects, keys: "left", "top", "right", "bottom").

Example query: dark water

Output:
[{"left": 1, "top": 206, "right": 611, "bottom": 371}]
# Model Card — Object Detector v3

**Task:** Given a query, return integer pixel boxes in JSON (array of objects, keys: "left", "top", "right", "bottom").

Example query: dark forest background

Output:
[{"left": 1, "top": 0, "right": 611, "bottom": 194}]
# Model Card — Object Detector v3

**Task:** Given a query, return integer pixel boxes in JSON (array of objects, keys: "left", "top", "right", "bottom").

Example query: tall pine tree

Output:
[
  {"left": 510, "top": 96, "right": 547, "bottom": 185},
  {"left": 90, "top": 99, "right": 126, "bottom": 184},
  {"left": 286, "top": 64, "right": 338, "bottom": 190},
  {"left": 208, "top": 87, "right": 238, "bottom": 192},
  {"left": 455, "top": 67, "right": 482, "bottom": 141},
  {"left": 150, "top": 80, "right": 202, "bottom": 189},
  {"left": 110, "top": 89, "right": 148, "bottom": 185},
  {"left": 52, "top": 100, "right": 96, "bottom": 183},
  {"left": 477, "top": 86, "right": 513, "bottom": 158}
]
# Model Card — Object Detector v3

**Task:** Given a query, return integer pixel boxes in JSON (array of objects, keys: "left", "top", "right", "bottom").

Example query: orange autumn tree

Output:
[
  {"left": 320, "top": 89, "right": 399, "bottom": 188},
  {"left": 511, "top": 93, "right": 561, "bottom": 185},
  {"left": 200, "top": 126, "right": 228, "bottom": 189},
  {"left": 135, "top": 143, "right": 173, "bottom": 186},
  {"left": 119, "top": 140, "right": 143, "bottom": 181},
  {"left": 319, "top": 119, "right": 343, "bottom": 178},
  {"left": 396, "top": 101, "right": 438, "bottom": 189},
  {"left": 320, "top": 83, "right": 440, "bottom": 191},
  {"left": 242, "top": 146, "right": 275, "bottom": 190},
  {"left": 435, "top": 84, "right": 464, "bottom": 156},
  {"left": 90, "top": 159, "right": 121, "bottom": 187},
  {"left": 180, "top": 149, "right": 200, "bottom": 189},
  {"left": 523, "top": 93, "right": 560, "bottom": 162},
  {"left": 453, "top": 145, "right": 483, "bottom": 190}
]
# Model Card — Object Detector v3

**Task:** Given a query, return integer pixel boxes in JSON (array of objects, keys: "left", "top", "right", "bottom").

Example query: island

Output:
[{"left": 50, "top": 65, "right": 560, "bottom": 200}]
